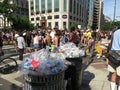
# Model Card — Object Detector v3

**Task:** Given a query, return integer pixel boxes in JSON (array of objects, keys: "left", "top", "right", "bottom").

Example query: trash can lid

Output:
[{"left": 66, "top": 57, "right": 82, "bottom": 64}]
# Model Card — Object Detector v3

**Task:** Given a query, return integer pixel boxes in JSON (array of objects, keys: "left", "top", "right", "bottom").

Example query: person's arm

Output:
[
  {"left": 100, "top": 39, "right": 110, "bottom": 45},
  {"left": 69, "top": 33, "right": 73, "bottom": 42},
  {"left": 54, "top": 36, "right": 59, "bottom": 47},
  {"left": 22, "top": 38, "right": 26, "bottom": 48}
]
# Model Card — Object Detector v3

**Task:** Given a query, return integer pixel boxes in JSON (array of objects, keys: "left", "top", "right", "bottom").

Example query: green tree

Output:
[
  {"left": 69, "top": 21, "right": 78, "bottom": 31},
  {"left": 0, "top": 0, "right": 17, "bottom": 30},
  {"left": 101, "top": 22, "right": 114, "bottom": 30},
  {"left": 12, "top": 15, "right": 35, "bottom": 31},
  {"left": 113, "top": 21, "right": 120, "bottom": 27},
  {"left": 101, "top": 21, "right": 120, "bottom": 31}
]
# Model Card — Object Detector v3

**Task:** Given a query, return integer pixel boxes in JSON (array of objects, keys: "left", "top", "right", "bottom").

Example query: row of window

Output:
[
  {"left": 31, "top": 15, "right": 64, "bottom": 21},
  {"left": 31, "top": 15, "right": 83, "bottom": 22},
  {"left": 30, "top": 0, "right": 67, "bottom": 14},
  {"left": 48, "top": 22, "right": 67, "bottom": 28},
  {"left": 35, "top": 21, "right": 67, "bottom": 29}
]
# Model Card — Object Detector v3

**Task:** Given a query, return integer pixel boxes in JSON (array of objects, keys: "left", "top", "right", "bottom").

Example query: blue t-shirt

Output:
[{"left": 111, "top": 29, "right": 120, "bottom": 50}]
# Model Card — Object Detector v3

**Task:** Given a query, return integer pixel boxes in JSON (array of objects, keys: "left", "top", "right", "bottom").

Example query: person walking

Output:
[
  {"left": 107, "top": 26, "right": 120, "bottom": 90},
  {"left": 33, "top": 31, "right": 40, "bottom": 52},
  {"left": 26, "top": 31, "right": 32, "bottom": 53},
  {"left": 17, "top": 32, "right": 26, "bottom": 61},
  {"left": 69, "top": 27, "right": 80, "bottom": 46}
]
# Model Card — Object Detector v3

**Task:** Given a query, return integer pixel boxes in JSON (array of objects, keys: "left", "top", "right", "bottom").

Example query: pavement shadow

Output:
[
  {"left": 81, "top": 71, "right": 95, "bottom": 90},
  {"left": 10, "top": 84, "right": 22, "bottom": 90},
  {"left": 81, "top": 56, "right": 96, "bottom": 89}
]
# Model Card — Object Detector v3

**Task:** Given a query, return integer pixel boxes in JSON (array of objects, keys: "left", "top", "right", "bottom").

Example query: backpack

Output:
[
  {"left": 65, "top": 35, "right": 69, "bottom": 42},
  {"left": 107, "top": 50, "right": 120, "bottom": 66},
  {"left": 72, "top": 33, "right": 79, "bottom": 45}
]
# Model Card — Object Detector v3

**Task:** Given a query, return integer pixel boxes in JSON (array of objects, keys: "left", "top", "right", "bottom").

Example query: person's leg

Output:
[
  {"left": 116, "top": 67, "right": 120, "bottom": 90},
  {"left": 108, "top": 62, "right": 117, "bottom": 90},
  {"left": 110, "top": 72, "right": 117, "bottom": 90},
  {"left": 90, "top": 41, "right": 95, "bottom": 57},
  {"left": 27, "top": 47, "right": 31, "bottom": 53},
  {"left": 118, "top": 78, "right": 120, "bottom": 90},
  {"left": 19, "top": 49, "right": 24, "bottom": 60},
  {"left": 34, "top": 44, "right": 39, "bottom": 52}
]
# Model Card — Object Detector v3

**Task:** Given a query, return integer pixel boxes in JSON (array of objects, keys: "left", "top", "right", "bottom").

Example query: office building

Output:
[
  {"left": 92, "top": 0, "right": 103, "bottom": 30},
  {"left": 28, "top": 0, "right": 89, "bottom": 30}
]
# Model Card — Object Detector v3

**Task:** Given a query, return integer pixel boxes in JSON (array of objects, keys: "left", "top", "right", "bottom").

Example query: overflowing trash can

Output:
[
  {"left": 65, "top": 57, "right": 83, "bottom": 90},
  {"left": 23, "top": 71, "right": 65, "bottom": 90},
  {"left": 18, "top": 43, "right": 84, "bottom": 90}
]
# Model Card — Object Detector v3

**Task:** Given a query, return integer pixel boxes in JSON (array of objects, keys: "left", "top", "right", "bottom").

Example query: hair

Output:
[
  {"left": 70, "top": 27, "right": 75, "bottom": 32},
  {"left": 26, "top": 31, "right": 31, "bottom": 39},
  {"left": 118, "top": 26, "right": 120, "bottom": 29},
  {"left": 18, "top": 32, "right": 23, "bottom": 36},
  {"left": 55, "top": 30, "right": 60, "bottom": 36}
]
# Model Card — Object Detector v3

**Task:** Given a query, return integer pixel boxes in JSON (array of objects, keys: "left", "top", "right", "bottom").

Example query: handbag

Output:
[{"left": 107, "top": 50, "right": 120, "bottom": 66}]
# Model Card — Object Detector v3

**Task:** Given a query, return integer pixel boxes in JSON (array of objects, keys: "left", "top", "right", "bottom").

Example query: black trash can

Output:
[
  {"left": 65, "top": 57, "right": 83, "bottom": 90},
  {"left": 23, "top": 71, "right": 65, "bottom": 90}
]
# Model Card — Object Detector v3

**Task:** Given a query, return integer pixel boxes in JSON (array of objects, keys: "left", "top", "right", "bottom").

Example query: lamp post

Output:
[{"left": 113, "top": 0, "right": 116, "bottom": 22}]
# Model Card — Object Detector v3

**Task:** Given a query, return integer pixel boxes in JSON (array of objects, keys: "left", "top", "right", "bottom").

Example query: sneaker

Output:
[
  {"left": 102, "top": 55, "right": 106, "bottom": 58},
  {"left": 97, "top": 56, "right": 101, "bottom": 59}
]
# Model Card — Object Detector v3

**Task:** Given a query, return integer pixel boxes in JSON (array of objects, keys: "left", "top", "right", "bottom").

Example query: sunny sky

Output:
[{"left": 103, "top": 0, "right": 120, "bottom": 21}]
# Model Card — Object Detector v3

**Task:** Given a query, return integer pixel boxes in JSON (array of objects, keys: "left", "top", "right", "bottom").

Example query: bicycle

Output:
[{"left": 0, "top": 53, "right": 18, "bottom": 74}]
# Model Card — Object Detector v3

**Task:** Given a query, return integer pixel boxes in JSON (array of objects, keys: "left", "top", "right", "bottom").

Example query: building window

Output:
[
  {"left": 16, "top": 0, "right": 19, "bottom": 5},
  {"left": 31, "top": 18, "right": 34, "bottom": 21},
  {"left": 69, "top": 16, "right": 72, "bottom": 19},
  {"left": 41, "top": 0, "right": 45, "bottom": 13},
  {"left": 48, "top": 22, "right": 51, "bottom": 28},
  {"left": 31, "top": 6, "right": 34, "bottom": 10},
  {"left": 48, "top": 16, "right": 52, "bottom": 19},
  {"left": 73, "top": 0, "right": 76, "bottom": 14},
  {"left": 36, "top": 17, "right": 40, "bottom": 20},
  {"left": 69, "top": 0, "right": 72, "bottom": 13},
  {"left": 63, "top": 0, "right": 67, "bottom": 12},
  {"left": 30, "top": 0, "right": 34, "bottom": 15},
  {"left": 41, "top": 16, "right": 46, "bottom": 20},
  {"left": 47, "top": 0, "right": 52, "bottom": 13},
  {"left": 69, "top": 22, "right": 72, "bottom": 26},
  {"left": 54, "top": 0, "right": 59, "bottom": 12},
  {"left": 30, "top": 0, "right": 34, "bottom": 7},
  {"left": 36, "top": 0, "right": 39, "bottom": 13},
  {"left": 77, "top": 3, "right": 79, "bottom": 15},
  {"left": 36, "top": 11, "right": 39, "bottom": 14},
  {"left": 54, "top": 15, "right": 59, "bottom": 19},
  {"left": 21, "top": 1, "right": 23, "bottom": 7},
  {"left": 55, "top": 22, "right": 58, "bottom": 28},
  {"left": 31, "top": 12, "right": 34, "bottom": 15},
  {"left": 63, "top": 22, "right": 66, "bottom": 28},
  {"left": 74, "top": 17, "right": 76, "bottom": 20}
]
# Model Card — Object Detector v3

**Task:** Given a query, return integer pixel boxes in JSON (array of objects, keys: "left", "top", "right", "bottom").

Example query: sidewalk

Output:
[{"left": 81, "top": 59, "right": 110, "bottom": 90}]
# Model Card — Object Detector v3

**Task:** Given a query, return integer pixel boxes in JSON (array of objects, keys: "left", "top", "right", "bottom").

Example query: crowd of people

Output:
[
  {"left": 0, "top": 27, "right": 113, "bottom": 59},
  {"left": 1, "top": 26, "right": 120, "bottom": 90}
]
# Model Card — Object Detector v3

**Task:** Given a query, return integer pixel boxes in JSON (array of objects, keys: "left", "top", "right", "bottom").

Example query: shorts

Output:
[
  {"left": 108, "top": 61, "right": 120, "bottom": 76},
  {"left": 100, "top": 45, "right": 107, "bottom": 49},
  {"left": 34, "top": 44, "right": 39, "bottom": 49}
]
